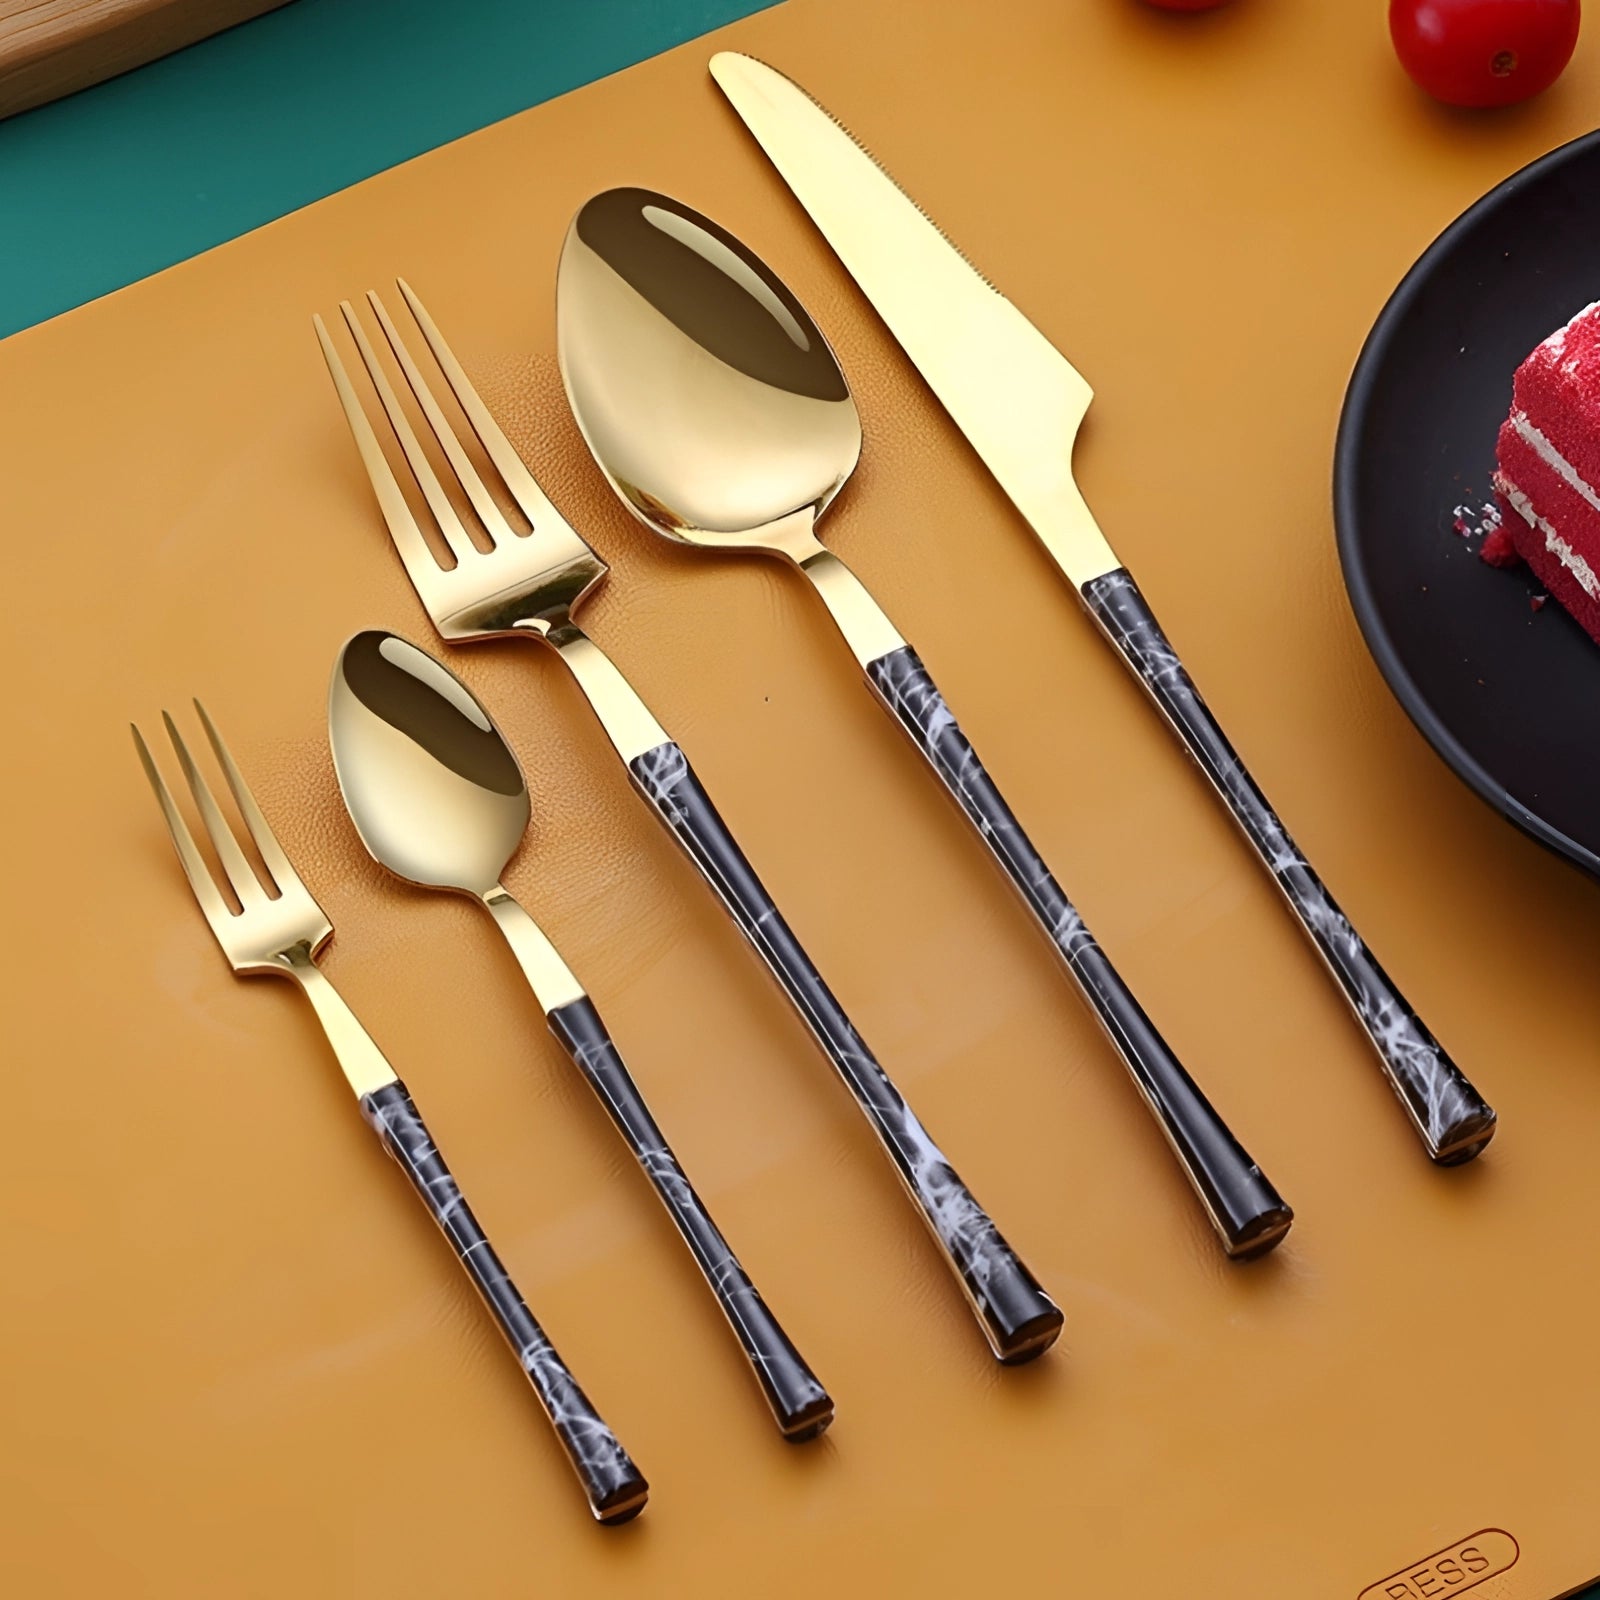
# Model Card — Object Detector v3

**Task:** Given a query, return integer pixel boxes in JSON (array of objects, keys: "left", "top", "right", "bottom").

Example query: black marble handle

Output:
[
  {"left": 546, "top": 997, "right": 833, "bottom": 1439},
  {"left": 866, "top": 645, "right": 1291, "bottom": 1259},
  {"left": 359, "top": 1080, "right": 648, "bottom": 1523},
  {"left": 1082, "top": 568, "right": 1496, "bottom": 1164},
  {"left": 629, "top": 741, "right": 1062, "bottom": 1364}
]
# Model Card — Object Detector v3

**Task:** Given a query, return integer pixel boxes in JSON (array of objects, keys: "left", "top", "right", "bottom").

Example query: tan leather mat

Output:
[{"left": 4, "top": 1, "right": 1599, "bottom": 1594}]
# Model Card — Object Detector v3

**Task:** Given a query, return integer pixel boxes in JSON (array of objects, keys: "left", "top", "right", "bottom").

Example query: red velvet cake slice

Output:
[{"left": 1494, "top": 299, "right": 1600, "bottom": 643}]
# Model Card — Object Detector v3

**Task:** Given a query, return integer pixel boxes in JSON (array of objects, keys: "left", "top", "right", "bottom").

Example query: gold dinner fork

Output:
[
  {"left": 131, "top": 704, "right": 648, "bottom": 1524},
  {"left": 313, "top": 287, "right": 1063, "bottom": 1365}
]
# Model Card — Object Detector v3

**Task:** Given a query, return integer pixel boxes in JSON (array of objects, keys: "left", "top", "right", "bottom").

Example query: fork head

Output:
[
  {"left": 133, "top": 703, "right": 332, "bottom": 977},
  {"left": 315, "top": 280, "right": 607, "bottom": 643}
]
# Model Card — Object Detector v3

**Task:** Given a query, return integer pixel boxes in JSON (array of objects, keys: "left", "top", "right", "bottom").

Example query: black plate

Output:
[{"left": 1334, "top": 131, "right": 1600, "bottom": 878}]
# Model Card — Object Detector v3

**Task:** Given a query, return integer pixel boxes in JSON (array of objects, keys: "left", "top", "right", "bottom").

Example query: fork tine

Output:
[
  {"left": 131, "top": 723, "right": 233, "bottom": 931},
  {"left": 335, "top": 300, "right": 479, "bottom": 567},
  {"left": 367, "top": 290, "right": 517, "bottom": 546},
  {"left": 163, "top": 711, "right": 266, "bottom": 909},
  {"left": 315, "top": 312, "right": 455, "bottom": 586},
  {"left": 396, "top": 277, "right": 569, "bottom": 530},
  {"left": 193, "top": 699, "right": 302, "bottom": 900}
]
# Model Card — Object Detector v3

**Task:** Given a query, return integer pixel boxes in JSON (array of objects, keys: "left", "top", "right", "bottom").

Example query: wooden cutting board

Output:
[
  {"left": 0, "top": 0, "right": 291, "bottom": 118},
  {"left": 2, "top": 1, "right": 1598, "bottom": 1596}
]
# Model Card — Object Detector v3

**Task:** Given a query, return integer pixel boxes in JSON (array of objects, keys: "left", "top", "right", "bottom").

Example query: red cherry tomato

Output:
[{"left": 1390, "top": 0, "right": 1581, "bottom": 107}]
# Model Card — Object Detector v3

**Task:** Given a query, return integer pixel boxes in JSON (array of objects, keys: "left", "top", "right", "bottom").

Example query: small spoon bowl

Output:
[{"left": 329, "top": 630, "right": 528, "bottom": 898}]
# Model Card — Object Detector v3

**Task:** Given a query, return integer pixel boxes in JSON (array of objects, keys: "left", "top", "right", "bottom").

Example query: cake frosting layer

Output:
[
  {"left": 1508, "top": 411, "right": 1600, "bottom": 519},
  {"left": 1495, "top": 471, "right": 1600, "bottom": 641},
  {"left": 1496, "top": 421, "right": 1600, "bottom": 589},
  {"left": 1497, "top": 473, "right": 1600, "bottom": 596}
]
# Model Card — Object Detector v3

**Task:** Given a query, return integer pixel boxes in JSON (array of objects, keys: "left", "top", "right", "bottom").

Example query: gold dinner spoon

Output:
[{"left": 557, "top": 187, "right": 1291, "bottom": 1260}]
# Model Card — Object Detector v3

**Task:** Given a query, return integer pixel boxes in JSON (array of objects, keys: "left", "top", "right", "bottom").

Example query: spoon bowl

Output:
[
  {"left": 329, "top": 630, "right": 528, "bottom": 897},
  {"left": 557, "top": 186, "right": 861, "bottom": 549}
]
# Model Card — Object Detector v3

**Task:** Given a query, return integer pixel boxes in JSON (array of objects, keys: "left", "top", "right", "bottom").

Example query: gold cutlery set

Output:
[{"left": 133, "top": 54, "right": 1497, "bottom": 1523}]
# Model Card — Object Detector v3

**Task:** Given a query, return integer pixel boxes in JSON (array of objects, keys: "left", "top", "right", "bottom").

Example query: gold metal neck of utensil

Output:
[
  {"left": 280, "top": 944, "right": 400, "bottom": 1098},
  {"left": 763, "top": 510, "right": 906, "bottom": 665},
  {"left": 481, "top": 884, "right": 587, "bottom": 1015},
  {"left": 542, "top": 622, "right": 669, "bottom": 762}
]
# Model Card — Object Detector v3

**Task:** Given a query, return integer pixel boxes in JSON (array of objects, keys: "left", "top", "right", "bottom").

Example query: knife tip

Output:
[{"left": 709, "top": 49, "right": 777, "bottom": 91}]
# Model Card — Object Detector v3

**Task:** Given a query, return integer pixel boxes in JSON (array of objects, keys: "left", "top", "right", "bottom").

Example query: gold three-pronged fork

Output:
[
  {"left": 131, "top": 704, "right": 648, "bottom": 1523},
  {"left": 313, "top": 287, "right": 1063, "bottom": 1364}
]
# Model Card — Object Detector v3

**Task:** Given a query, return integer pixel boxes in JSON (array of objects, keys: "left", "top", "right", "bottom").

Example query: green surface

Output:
[{"left": 0, "top": 0, "right": 770, "bottom": 339}]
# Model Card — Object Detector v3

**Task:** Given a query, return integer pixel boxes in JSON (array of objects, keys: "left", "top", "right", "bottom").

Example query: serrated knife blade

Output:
[
  {"left": 710, "top": 49, "right": 1498, "bottom": 1166},
  {"left": 708, "top": 49, "right": 1117, "bottom": 587}
]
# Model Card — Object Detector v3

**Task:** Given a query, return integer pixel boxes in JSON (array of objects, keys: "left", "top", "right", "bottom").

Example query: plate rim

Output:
[{"left": 1332, "top": 127, "right": 1600, "bottom": 882}]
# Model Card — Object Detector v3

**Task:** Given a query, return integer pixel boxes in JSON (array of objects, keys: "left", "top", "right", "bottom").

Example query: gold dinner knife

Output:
[{"left": 710, "top": 51, "right": 1495, "bottom": 1165}]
